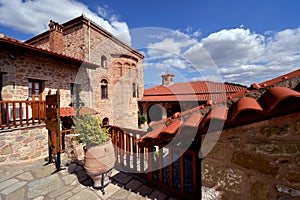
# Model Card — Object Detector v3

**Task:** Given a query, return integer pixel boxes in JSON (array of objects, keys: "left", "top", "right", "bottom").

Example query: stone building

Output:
[
  {"left": 1, "top": 15, "right": 144, "bottom": 128},
  {"left": 139, "top": 72, "right": 246, "bottom": 123},
  {"left": 139, "top": 69, "right": 300, "bottom": 199},
  {"left": 0, "top": 15, "right": 143, "bottom": 163}
]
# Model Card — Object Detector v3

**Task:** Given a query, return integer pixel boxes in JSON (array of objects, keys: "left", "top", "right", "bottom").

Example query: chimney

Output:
[
  {"left": 161, "top": 71, "right": 174, "bottom": 86},
  {"left": 48, "top": 20, "right": 63, "bottom": 54}
]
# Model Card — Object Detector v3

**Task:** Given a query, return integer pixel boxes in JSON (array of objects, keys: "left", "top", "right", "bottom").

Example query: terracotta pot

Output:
[{"left": 84, "top": 139, "right": 115, "bottom": 188}]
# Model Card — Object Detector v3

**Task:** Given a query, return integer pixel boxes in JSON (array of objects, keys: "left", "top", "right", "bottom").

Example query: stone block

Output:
[
  {"left": 250, "top": 181, "right": 269, "bottom": 200},
  {"left": 261, "top": 126, "right": 290, "bottom": 137},
  {"left": 208, "top": 142, "right": 227, "bottom": 158},
  {"left": 231, "top": 152, "right": 278, "bottom": 176},
  {"left": 202, "top": 159, "right": 244, "bottom": 193},
  {"left": 247, "top": 141, "right": 300, "bottom": 155},
  {"left": 0, "top": 144, "right": 13, "bottom": 155},
  {"left": 284, "top": 171, "right": 300, "bottom": 184},
  {"left": 228, "top": 136, "right": 241, "bottom": 149}
]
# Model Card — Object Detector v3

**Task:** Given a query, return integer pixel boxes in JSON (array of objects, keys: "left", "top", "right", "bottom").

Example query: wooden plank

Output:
[
  {"left": 159, "top": 147, "right": 163, "bottom": 183},
  {"left": 46, "top": 108, "right": 58, "bottom": 119},
  {"left": 169, "top": 148, "right": 173, "bottom": 189},
  {"left": 132, "top": 136, "right": 137, "bottom": 172},
  {"left": 46, "top": 120, "right": 59, "bottom": 132},
  {"left": 192, "top": 153, "right": 197, "bottom": 196},
  {"left": 139, "top": 146, "right": 144, "bottom": 173},
  {"left": 180, "top": 153, "right": 184, "bottom": 192},
  {"left": 46, "top": 95, "right": 59, "bottom": 105},
  {"left": 147, "top": 147, "right": 153, "bottom": 183}
]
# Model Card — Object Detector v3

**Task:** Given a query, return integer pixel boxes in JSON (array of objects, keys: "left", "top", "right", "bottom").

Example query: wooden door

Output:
[{"left": 29, "top": 80, "right": 45, "bottom": 119}]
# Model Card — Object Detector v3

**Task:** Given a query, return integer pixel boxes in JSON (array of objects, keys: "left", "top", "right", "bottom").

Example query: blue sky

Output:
[{"left": 0, "top": 0, "right": 300, "bottom": 87}]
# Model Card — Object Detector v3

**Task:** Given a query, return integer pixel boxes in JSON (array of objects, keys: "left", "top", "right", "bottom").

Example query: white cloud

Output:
[
  {"left": 145, "top": 26, "right": 300, "bottom": 86},
  {"left": 0, "top": 0, "right": 131, "bottom": 44}
]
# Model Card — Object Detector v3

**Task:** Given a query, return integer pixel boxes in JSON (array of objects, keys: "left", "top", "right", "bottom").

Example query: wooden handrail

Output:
[
  {"left": 0, "top": 100, "right": 46, "bottom": 129},
  {"left": 107, "top": 125, "right": 201, "bottom": 198}
]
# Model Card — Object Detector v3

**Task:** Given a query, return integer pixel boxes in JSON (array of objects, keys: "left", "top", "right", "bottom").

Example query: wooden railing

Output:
[
  {"left": 108, "top": 126, "right": 149, "bottom": 174},
  {"left": 0, "top": 100, "right": 46, "bottom": 129},
  {"left": 108, "top": 126, "right": 201, "bottom": 199}
]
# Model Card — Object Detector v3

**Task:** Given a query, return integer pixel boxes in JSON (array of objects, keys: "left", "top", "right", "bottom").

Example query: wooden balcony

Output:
[
  {"left": 0, "top": 100, "right": 46, "bottom": 129},
  {"left": 108, "top": 126, "right": 201, "bottom": 199}
]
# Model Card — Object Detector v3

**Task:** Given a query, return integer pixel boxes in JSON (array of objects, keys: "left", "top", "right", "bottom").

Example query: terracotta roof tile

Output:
[
  {"left": 261, "top": 87, "right": 300, "bottom": 110},
  {"left": 60, "top": 107, "right": 76, "bottom": 117},
  {"left": 60, "top": 106, "right": 99, "bottom": 117},
  {"left": 139, "top": 124, "right": 166, "bottom": 144},
  {"left": 181, "top": 112, "right": 203, "bottom": 129},
  {"left": 201, "top": 106, "right": 228, "bottom": 126},
  {"left": 143, "top": 81, "right": 246, "bottom": 98},
  {"left": 230, "top": 97, "right": 263, "bottom": 120},
  {"left": 138, "top": 69, "right": 300, "bottom": 147},
  {"left": 161, "top": 120, "right": 181, "bottom": 135},
  {"left": 257, "top": 69, "right": 300, "bottom": 87}
]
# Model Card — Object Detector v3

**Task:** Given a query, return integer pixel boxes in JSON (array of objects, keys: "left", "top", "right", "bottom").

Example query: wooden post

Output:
[{"left": 45, "top": 89, "right": 61, "bottom": 171}]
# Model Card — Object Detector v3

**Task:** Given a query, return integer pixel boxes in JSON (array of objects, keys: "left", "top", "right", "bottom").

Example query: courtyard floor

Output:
[{"left": 0, "top": 158, "right": 221, "bottom": 200}]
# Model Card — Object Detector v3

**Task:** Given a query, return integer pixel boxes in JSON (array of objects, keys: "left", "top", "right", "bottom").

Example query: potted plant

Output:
[
  {"left": 72, "top": 114, "right": 115, "bottom": 189},
  {"left": 138, "top": 115, "right": 147, "bottom": 129}
]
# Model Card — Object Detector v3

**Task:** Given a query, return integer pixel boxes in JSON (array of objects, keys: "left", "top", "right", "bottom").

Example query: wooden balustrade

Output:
[
  {"left": 0, "top": 100, "right": 46, "bottom": 129},
  {"left": 108, "top": 126, "right": 148, "bottom": 174},
  {"left": 108, "top": 125, "right": 201, "bottom": 199}
]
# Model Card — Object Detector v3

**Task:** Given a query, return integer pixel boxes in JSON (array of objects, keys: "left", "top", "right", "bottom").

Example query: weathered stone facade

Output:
[
  {"left": 202, "top": 112, "right": 300, "bottom": 199},
  {"left": 0, "top": 126, "right": 48, "bottom": 164},
  {"left": 26, "top": 15, "right": 144, "bottom": 128},
  {"left": 0, "top": 49, "right": 88, "bottom": 107}
]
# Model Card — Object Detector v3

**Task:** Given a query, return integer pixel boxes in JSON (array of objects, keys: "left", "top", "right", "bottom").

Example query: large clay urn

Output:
[{"left": 84, "top": 139, "right": 115, "bottom": 188}]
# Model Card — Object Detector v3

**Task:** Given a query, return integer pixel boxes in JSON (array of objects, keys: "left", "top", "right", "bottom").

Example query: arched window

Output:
[
  {"left": 102, "top": 117, "right": 109, "bottom": 125},
  {"left": 101, "top": 55, "right": 108, "bottom": 68},
  {"left": 101, "top": 79, "right": 108, "bottom": 99},
  {"left": 132, "top": 82, "right": 137, "bottom": 98}
]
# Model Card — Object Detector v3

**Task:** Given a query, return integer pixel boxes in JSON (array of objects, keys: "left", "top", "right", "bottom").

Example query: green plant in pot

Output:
[
  {"left": 138, "top": 115, "right": 147, "bottom": 128},
  {"left": 73, "top": 114, "right": 115, "bottom": 189}
]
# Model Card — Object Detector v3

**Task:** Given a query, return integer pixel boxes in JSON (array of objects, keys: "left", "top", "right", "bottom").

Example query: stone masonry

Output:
[
  {"left": 202, "top": 111, "right": 300, "bottom": 199},
  {"left": 0, "top": 126, "right": 48, "bottom": 164},
  {"left": 26, "top": 15, "right": 144, "bottom": 128}
]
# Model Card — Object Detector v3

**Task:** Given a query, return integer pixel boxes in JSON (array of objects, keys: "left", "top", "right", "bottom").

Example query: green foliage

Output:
[
  {"left": 72, "top": 114, "right": 110, "bottom": 147},
  {"left": 138, "top": 115, "right": 147, "bottom": 124}
]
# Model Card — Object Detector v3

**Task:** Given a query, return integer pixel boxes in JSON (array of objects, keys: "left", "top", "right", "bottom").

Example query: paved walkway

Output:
[{"left": 0, "top": 159, "right": 180, "bottom": 200}]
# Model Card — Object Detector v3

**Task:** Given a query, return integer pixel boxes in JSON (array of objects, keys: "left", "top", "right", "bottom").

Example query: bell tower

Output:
[{"left": 161, "top": 71, "right": 174, "bottom": 86}]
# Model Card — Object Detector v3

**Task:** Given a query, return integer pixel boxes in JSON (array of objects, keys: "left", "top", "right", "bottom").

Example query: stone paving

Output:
[{"left": 0, "top": 159, "right": 181, "bottom": 200}]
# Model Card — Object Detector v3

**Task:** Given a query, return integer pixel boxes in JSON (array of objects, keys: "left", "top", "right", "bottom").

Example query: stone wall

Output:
[
  {"left": 0, "top": 126, "right": 48, "bottom": 164},
  {"left": 202, "top": 112, "right": 300, "bottom": 199},
  {"left": 26, "top": 17, "right": 144, "bottom": 128},
  {"left": 0, "top": 50, "right": 90, "bottom": 107}
]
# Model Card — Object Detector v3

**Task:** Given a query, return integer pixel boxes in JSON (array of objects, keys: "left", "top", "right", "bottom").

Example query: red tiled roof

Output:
[
  {"left": 139, "top": 69, "right": 300, "bottom": 147},
  {"left": 60, "top": 107, "right": 76, "bottom": 117},
  {"left": 261, "top": 87, "right": 300, "bottom": 110},
  {"left": 253, "top": 69, "right": 300, "bottom": 88},
  {"left": 142, "top": 81, "right": 246, "bottom": 102},
  {"left": 230, "top": 97, "right": 263, "bottom": 120},
  {"left": 0, "top": 34, "right": 98, "bottom": 69},
  {"left": 60, "top": 106, "right": 99, "bottom": 117}
]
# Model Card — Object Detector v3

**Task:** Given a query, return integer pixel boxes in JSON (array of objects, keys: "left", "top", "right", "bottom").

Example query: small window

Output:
[
  {"left": 132, "top": 82, "right": 137, "bottom": 98},
  {"left": 28, "top": 79, "right": 44, "bottom": 100},
  {"left": 101, "top": 55, "right": 108, "bottom": 68},
  {"left": 102, "top": 117, "right": 109, "bottom": 125},
  {"left": 101, "top": 79, "right": 108, "bottom": 99},
  {"left": 70, "top": 83, "right": 81, "bottom": 108}
]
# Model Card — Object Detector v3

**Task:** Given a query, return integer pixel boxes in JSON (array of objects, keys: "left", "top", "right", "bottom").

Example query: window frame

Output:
[{"left": 101, "top": 79, "right": 108, "bottom": 99}]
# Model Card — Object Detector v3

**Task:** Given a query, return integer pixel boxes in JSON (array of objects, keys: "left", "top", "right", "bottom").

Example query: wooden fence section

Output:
[
  {"left": 108, "top": 126, "right": 149, "bottom": 174},
  {"left": 108, "top": 126, "right": 201, "bottom": 199},
  {"left": 0, "top": 100, "right": 46, "bottom": 128},
  {"left": 148, "top": 146, "right": 201, "bottom": 199}
]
